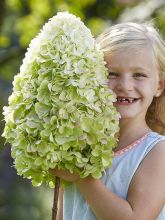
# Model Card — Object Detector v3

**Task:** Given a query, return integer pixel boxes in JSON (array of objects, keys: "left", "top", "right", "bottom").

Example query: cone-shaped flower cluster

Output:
[{"left": 2, "top": 12, "right": 120, "bottom": 187}]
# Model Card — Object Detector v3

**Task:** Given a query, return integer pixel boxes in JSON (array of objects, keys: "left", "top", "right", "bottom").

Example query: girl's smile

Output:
[
  {"left": 115, "top": 96, "right": 140, "bottom": 105},
  {"left": 104, "top": 46, "right": 163, "bottom": 121}
]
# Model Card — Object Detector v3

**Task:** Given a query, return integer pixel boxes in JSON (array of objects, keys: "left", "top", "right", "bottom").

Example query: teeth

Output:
[{"left": 117, "top": 97, "right": 135, "bottom": 103}]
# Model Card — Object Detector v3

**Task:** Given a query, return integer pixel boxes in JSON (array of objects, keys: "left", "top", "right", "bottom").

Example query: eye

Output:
[
  {"left": 108, "top": 72, "right": 119, "bottom": 79},
  {"left": 134, "top": 73, "right": 147, "bottom": 78}
]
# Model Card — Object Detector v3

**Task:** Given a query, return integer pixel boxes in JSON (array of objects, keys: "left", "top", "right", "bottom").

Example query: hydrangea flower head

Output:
[{"left": 2, "top": 12, "right": 120, "bottom": 187}]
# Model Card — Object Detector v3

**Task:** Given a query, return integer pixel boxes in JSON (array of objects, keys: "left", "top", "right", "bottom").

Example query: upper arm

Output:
[
  {"left": 57, "top": 187, "right": 64, "bottom": 220},
  {"left": 127, "top": 141, "right": 165, "bottom": 220}
]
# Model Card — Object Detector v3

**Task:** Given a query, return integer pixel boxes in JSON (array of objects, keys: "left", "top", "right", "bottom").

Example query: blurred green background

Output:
[{"left": 0, "top": 0, "right": 165, "bottom": 219}]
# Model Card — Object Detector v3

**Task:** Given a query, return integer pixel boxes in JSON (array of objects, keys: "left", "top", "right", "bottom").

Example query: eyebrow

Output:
[
  {"left": 130, "top": 67, "right": 150, "bottom": 73},
  {"left": 107, "top": 65, "right": 150, "bottom": 73}
]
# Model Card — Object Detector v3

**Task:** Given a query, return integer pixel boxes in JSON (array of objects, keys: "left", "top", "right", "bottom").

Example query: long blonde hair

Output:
[{"left": 97, "top": 22, "right": 165, "bottom": 135}]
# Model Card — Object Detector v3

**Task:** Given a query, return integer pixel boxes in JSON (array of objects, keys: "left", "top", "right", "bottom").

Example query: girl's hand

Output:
[{"left": 49, "top": 168, "right": 81, "bottom": 183}]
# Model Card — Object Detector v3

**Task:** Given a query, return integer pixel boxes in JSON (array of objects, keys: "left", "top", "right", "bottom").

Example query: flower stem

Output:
[{"left": 52, "top": 176, "right": 60, "bottom": 220}]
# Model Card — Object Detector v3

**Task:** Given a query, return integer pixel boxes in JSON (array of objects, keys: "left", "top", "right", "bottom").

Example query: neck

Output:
[{"left": 116, "top": 118, "right": 151, "bottom": 150}]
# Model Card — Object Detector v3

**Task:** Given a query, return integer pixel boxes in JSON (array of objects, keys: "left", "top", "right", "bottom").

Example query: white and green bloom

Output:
[{"left": 2, "top": 12, "right": 120, "bottom": 187}]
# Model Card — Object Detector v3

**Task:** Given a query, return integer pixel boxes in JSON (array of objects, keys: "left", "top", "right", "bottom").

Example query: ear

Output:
[{"left": 155, "top": 79, "right": 165, "bottom": 97}]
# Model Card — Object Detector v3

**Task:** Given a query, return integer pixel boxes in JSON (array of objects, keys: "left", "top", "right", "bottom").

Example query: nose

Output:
[{"left": 115, "top": 76, "right": 134, "bottom": 92}]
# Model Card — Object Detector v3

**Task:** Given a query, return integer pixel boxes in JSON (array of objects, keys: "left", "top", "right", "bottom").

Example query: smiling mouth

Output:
[{"left": 116, "top": 97, "right": 139, "bottom": 104}]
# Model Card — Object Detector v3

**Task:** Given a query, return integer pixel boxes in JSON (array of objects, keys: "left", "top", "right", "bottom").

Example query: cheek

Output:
[
  {"left": 140, "top": 80, "right": 158, "bottom": 95},
  {"left": 108, "top": 80, "right": 116, "bottom": 90}
]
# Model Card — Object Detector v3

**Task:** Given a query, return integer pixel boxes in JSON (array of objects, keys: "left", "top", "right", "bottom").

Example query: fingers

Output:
[{"left": 49, "top": 168, "right": 80, "bottom": 182}]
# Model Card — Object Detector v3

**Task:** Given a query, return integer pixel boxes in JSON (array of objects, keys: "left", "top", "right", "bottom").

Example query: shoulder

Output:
[
  {"left": 147, "top": 131, "right": 165, "bottom": 141},
  {"left": 147, "top": 138, "right": 165, "bottom": 160},
  {"left": 139, "top": 138, "right": 165, "bottom": 176},
  {"left": 140, "top": 140, "right": 165, "bottom": 180},
  {"left": 144, "top": 132, "right": 165, "bottom": 154},
  {"left": 154, "top": 135, "right": 165, "bottom": 147},
  {"left": 129, "top": 138, "right": 165, "bottom": 197},
  {"left": 129, "top": 137, "right": 165, "bottom": 189}
]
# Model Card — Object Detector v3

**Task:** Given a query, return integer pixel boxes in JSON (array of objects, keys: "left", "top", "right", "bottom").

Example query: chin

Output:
[{"left": 118, "top": 112, "right": 138, "bottom": 120}]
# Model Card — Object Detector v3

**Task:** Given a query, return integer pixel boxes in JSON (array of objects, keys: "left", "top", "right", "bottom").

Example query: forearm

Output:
[{"left": 76, "top": 176, "right": 134, "bottom": 220}]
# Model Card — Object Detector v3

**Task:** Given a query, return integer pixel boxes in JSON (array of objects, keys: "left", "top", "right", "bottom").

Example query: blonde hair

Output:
[{"left": 97, "top": 22, "right": 165, "bottom": 135}]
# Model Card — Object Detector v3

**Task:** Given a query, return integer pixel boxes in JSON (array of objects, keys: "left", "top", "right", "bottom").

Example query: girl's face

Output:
[{"left": 105, "top": 46, "right": 164, "bottom": 121}]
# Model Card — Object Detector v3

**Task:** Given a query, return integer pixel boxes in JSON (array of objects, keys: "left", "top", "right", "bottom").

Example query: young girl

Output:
[{"left": 51, "top": 22, "right": 165, "bottom": 220}]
